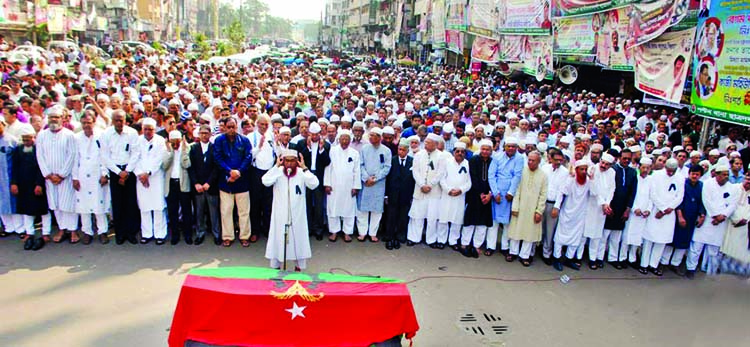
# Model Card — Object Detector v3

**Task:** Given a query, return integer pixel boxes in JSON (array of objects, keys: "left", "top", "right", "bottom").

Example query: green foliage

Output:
[
  {"left": 151, "top": 41, "right": 166, "bottom": 53},
  {"left": 192, "top": 32, "right": 211, "bottom": 59},
  {"left": 30, "top": 24, "right": 50, "bottom": 47},
  {"left": 217, "top": 41, "right": 237, "bottom": 56},
  {"left": 216, "top": 0, "right": 294, "bottom": 41},
  {"left": 223, "top": 20, "right": 246, "bottom": 53}
]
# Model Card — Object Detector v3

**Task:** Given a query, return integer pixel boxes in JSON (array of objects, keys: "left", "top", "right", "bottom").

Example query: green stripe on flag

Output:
[{"left": 188, "top": 267, "right": 404, "bottom": 284}]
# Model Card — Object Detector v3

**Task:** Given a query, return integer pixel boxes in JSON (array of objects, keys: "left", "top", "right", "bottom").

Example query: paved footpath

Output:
[{"left": 1, "top": 238, "right": 748, "bottom": 346}]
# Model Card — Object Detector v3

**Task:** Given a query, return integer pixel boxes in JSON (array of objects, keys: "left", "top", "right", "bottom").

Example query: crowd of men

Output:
[{"left": 1, "top": 47, "right": 749, "bottom": 277}]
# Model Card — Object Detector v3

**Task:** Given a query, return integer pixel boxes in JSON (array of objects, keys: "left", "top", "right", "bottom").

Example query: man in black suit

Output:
[
  {"left": 188, "top": 125, "right": 220, "bottom": 245},
  {"left": 383, "top": 139, "right": 416, "bottom": 250},
  {"left": 602, "top": 148, "right": 638, "bottom": 269},
  {"left": 295, "top": 122, "right": 331, "bottom": 240}
]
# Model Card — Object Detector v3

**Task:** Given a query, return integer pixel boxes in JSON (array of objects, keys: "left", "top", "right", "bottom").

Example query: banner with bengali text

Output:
[
  {"left": 432, "top": 0, "right": 446, "bottom": 47},
  {"left": 498, "top": 0, "right": 552, "bottom": 35},
  {"left": 471, "top": 36, "right": 500, "bottom": 62},
  {"left": 468, "top": 0, "right": 496, "bottom": 37},
  {"left": 47, "top": 5, "right": 65, "bottom": 33},
  {"left": 446, "top": 30, "right": 464, "bottom": 53},
  {"left": 625, "top": 0, "right": 688, "bottom": 49},
  {"left": 553, "top": 14, "right": 600, "bottom": 55},
  {"left": 446, "top": 0, "right": 467, "bottom": 30},
  {"left": 523, "top": 35, "right": 554, "bottom": 79},
  {"left": 690, "top": 0, "right": 750, "bottom": 126},
  {"left": 499, "top": 35, "right": 526, "bottom": 61},
  {"left": 596, "top": 7, "right": 634, "bottom": 70},
  {"left": 634, "top": 29, "right": 695, "bottom": 103},
  {"left": 35, "top": 0, "right": 49, "bottom": 26},
  {"left": 551, "top": 0, "right": 629, "bottom": 18}
]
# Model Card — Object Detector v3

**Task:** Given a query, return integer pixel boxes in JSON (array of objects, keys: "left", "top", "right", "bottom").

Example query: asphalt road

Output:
[{"left": 1, "top": 236, "right": 748, "bottom": 347}]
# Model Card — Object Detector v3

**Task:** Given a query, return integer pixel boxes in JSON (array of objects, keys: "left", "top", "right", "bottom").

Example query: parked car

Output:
[
  {"left": 119, "top": 41, "right": 155, "bottom": 53},
  {"left": 48, "top": 40, "right": 80, "bottom": 55}
]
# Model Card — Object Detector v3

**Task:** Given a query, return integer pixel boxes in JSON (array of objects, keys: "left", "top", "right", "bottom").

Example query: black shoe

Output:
[
  {"left": 171, "top": 238, "right": 180, "bottom": 245},
  {"left": 553, "top": 260, "right": 564, "bottom": 271},
  {"left": 596, "top": 260, "right": 604, "bottom": 268},
  {"left": 436, "top": 243, "right": 445, "bottom": 249},
  {"left": 115, "top": 237, "right": 126, "bottom": 245},
  {"left": 315, "top": 233, "right": 324, "bottom": 241},
  {"left": 565, "top": 259, "right": 581, "bottom": 271},
  {"left": 685, "top": 270, "right": 695, "bottom": 279},
  {"left": 185, "top": 237, "right": 193, "bottom": 245},
  {"left": 24, "top": 236, "right": 35, "bottom": 250},
  {"left": 542, "top": 256, "right": 553, "bottom": 266},
  {"left": 429, "top": 243, "right": 437, "bottom": 249},
  {"left": 649, "top": 266, "right": 663, "bottom": 276},
  {"left": 638, "top": 267, "right": 649, "bottom": 275},
  {"left": 385, "top": 241, "right": 394, "bottom": 250},
  {"left": 194, "top": 236, "right": 205, "bottom": 245},
  {"left": 393, "top": 240, "right": 401, "bottom": 249},
  {"left": 611, "top": 262, "right": 624, "bottom": 270},
  {"left": 460, "top": 247, "right": 472, "bottom": 258},
  {"left": 589, "top": 261, "right": 598, "bottom": 270},
  {"left": 213, "top": 237, "right": 222, "bottom": 246},
  {"left": 140, "top": 237, "right": 152, "bottom": 244},
  {"left": 32, "top": 236, "right": 46, "bottom": 251},
  {"left": 127, "top": 236, "right": 138, "bottom": 245},
  {"left": 406, "top": 240, "right": 416, "bottom": 247},
  {"left": 471, "top": 247, "right": 480, "bottom": 258},
  {"left": 155, "top": 238, "right": 166, "bottom": 245}
]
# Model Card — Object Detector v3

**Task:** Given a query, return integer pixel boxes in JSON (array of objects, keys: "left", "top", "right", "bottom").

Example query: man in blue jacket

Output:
[{"left": 213, "top": 117, "right": 253, "bottom": 247}]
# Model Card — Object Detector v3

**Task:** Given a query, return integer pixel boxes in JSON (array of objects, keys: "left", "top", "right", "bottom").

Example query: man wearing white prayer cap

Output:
[
  {"left": 261, "top": 146, "right": 319, "bottom": 271},
  {"left": 406, "top": 130, "right": 446, "bottom": 247},
  {"left": 489, "top": 133, "right": 524, "bottom": 259},
  {"left": 686, "top": 162, "right": 739, "bottom": 277},
  {"left": 324, "top": 127, "right": 360, "bottom": 242},
  {"left": 356, "top": 126, "right": 391, "bottom": 242},
  {"left": 134, "top": 116, "right": 168, "bottom": 244},
  {"left": 551, "top": 159, "right": 592, "bottom": 271},
  {"left": 582, "top": 151, "right": 616, "bottom": 269},
  {"left": 164, "top": 129, "right": 193, "bottom": 244},
  {"left": 640, "top": 157, "right": 684, "bottom": 276}
]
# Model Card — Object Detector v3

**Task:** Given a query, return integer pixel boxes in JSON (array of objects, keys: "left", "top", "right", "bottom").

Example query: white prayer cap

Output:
[
  {"left": 341, "top": 115, "right": 353, "bottom": 123},
  {"left": 602, "top": 153, "right": 615, "bottom": 164},
  {"left": 652, "top": 148, "right": 663, "bottom": 156},
  {"left": 370, "top": 127, "right": 383, "bottom": 136},
  {"left": 504, "top": 137, "right": 519, "bottom": 146},
  {"left": 699, "top": 160, "right": 710, "bottom": 167},
  {"left": 454, "top": 142, "right": 467, "bottom": 150},
  {"left": 433, "top": 121, "right": 443, "bottom": 128},
  {"left": 330, "top": 115, "right": 341, "bottom": 122},
  {"left": 404, "top": 102, "right": 414, "bottom": 112},
  {"left": 639, "top": 157, "right": 653, "bottom": 166},
  {"left": 575, "top": 159, "right": 591, "bottom": 168},
  {"left": 18, "top": 124, "right": 35, "bottom": 137},
  {"left": 398, "top": 138, "right": 410, "bottom": 148},
  {"left": 465, "top": 126, "right": 475, "bottom": 135},
  {"left": 309, "top": 122, "right": 321, "bottom": 134},
  {"left": 591, "top": 144, "right": 604, "bottom": 152},
  {"left": 187, "top": 103, "right": 199, "bottom": 111},
  {"left": 581, "top": 133, "right": 591, "bottom": 141},
  {"left": 382, "top": 126, "right": 395, "bottom": 135},
  {"left": 443, "top": 123, "right": 455, "bottom": 134},
  {"left": 168, "top": 130, "right": 182, "bottom": 140},
  {"left": 537, "top": 142, "right": 548, "bottom": 152},
  {"left": 142, "top": 95, "right": 153, "bottom": 103},
  {"left": 296, "top": 112, "right": 307, "bottom": 119},
  {"left": 730, "top": 151, "right": 741, "bottom": 158},
  {"left": 506, "top": 111, "right": 518, "bottom": 119},
  {"left": 560, "top": 135, "right": 573, "bottom": 144},
  {"left": 352, "top": 121, "right": 365, "bottom": 129},
  {"left": 479, "top": 139, "right": 494, "bottom": 149},
  {"left": 690, "top": 150, "right": 702, "bottom": 158},
  {"left": 279, "top": 126, "right": 291, "bottom": 135},
  {"left": 610, "top": 145, "right": 621, "bottom": 153},
  {"left": 282, "top": 149, "right": 298, "bottom": 158},
  {"left": 199, "top": 114, "right": 212, "bottom": 122},
  {"left": 408, "top": 135, "right": 420, "bottom": 143},
  {"left": 47, "top": 106, "right": 63, "bottom": 116},
  {"left": 709, "top": 149, "right": 721, "bottom": 156},
  {"left": 665, "top": 158, "right": 679, "bottom": 169},
  {"left": 318, "top": 118, "right": 329, "bottom": 125},
  {"left": 165, "top": 86, "right": 178, "bottom": 94},
  {"left": 673, "top": 145, "right": 685, "bottom": 153},
  {"left": 525, "top": 135, "right": 538, "bottom": 145},
  {"left": 629, "top": 145, "right": 642, "bottom": 152},
  {"left": 142, "top": 118, "right": 157, "bottom": 128},
  {"left": 338, "top": 129, "right": 353, "bottom": 138},
  {"left": 426, "top": 133, "right": 441, "bottom": 143},
  {"left": 714, "top": 163, "right": 729, "bottom": 172}
]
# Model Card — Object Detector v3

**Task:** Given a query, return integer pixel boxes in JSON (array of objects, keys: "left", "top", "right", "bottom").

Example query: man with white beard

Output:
[
  {"left": 407, "top": 133, "right": 446, "bottom": 246},
  {"left": 438, "top": 142, "right": 471, "bottom": 249},
  {"left": 584, "top": 153, "right": 616, "bottom": 270},
  {"left": 35, "top": 107, "right": 78, "bottom": 243},
  {"left": 552, "top": 160, "right": 592, "bottom": 271},
  {"left": 640, "top": 158, "right": 684, "bottom": 276},
  {"left": 489, "top": 137, "right": 524, "bottom": 259},
  {"left": 324, "top": 129, "right": 360, "bottom": 242},
  {"left": 134, "top": 118, "right": 168, "bottom": 244},
  {"left": 619, "top": 158, "right": 653, "bottom": 268},
  {"left": 687, "top": 164, "right": 740, "bottom": 276},
  {"left": 356, "top": 128, "right": 391, "bottom": 242},
  {"left": 72, "top": 111, "right": 110, "bottom": 244}
]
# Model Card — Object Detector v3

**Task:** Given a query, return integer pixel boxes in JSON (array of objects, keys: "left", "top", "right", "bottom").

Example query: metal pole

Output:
[{"left": 698, "top": 118, "right": 712, "bottom": 150}]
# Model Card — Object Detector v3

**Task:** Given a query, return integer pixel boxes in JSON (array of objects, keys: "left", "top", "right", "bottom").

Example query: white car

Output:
[
  {"left": 120, "top": 41, "right": 155, "bottom": 53},
  {"left": 13, "top": 45, "right": 48, "bottom": 59}
]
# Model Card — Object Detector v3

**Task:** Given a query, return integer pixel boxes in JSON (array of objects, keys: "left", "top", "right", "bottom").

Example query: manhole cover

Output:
[{"left": 457, "top": 312, "right": 509, "bottom": 338}]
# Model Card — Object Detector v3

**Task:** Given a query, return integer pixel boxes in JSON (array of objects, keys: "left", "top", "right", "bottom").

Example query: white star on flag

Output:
[{"left": 285, "top": 302, "right": 307, "bottom": 320}]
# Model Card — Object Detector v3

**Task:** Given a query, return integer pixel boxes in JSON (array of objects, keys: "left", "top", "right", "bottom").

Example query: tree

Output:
[{"left": 223, "top": 20, "right": 246, "bottom": 54}]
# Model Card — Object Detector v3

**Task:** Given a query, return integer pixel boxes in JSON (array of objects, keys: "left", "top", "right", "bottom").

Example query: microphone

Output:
[{"left": 286, "top": 167, "right": 292, "bottom": 176}]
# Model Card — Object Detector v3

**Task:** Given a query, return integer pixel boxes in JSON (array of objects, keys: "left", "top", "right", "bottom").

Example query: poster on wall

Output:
[
  {"left": 468, "top": 0, "right": 496, "bottom": 37},
  {"left": 47, "top": 5, "right": 66, "bottom": 33},
  {"left": 634, "top": 29, "right": 696, "bottom": 103},
  {"left": 471, "top": 36, "right": 500, "bottom": 62},
  {"left": 596, "top": 7, "right": 635, "bottom": 71},
  {"left": 553, "top": 14, "right": 600, "bottom": 56},
  {"left": 497, "top": 0, "right": 552, "bottom": 35},
  {"left": 551, "top": 0, "right": 623, "bottom": 18},
  {"left": 499, "top": 35, "right": 526, "bottom": 61},
  {"left": 432, "top": 0, "right": 446, "bottom": 47},
  {"left": 625, "top": 0, "right": 688, "bottom": 49},
  {"left": 522, "top": 35, "right": 554, "bottom": 79},
  {"left": 446, "top": 30, "right": 464, "bottom": 53},
  {"left": 446, "top": 0, "right": 467, "bottom": 30},
  {"left": 690, "top": 0, "right": 750, "bottom": 126}
]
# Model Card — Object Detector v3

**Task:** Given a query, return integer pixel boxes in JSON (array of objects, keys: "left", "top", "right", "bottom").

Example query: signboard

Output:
[
  {"left": 471, "top": 36, "right": 500, "bottom": 62},
  {"left": 468, "top": 0, "right": 496, "bottom": 37},
  {"left": 522, "top": 35, "right": 554, "bottom": 79},
  {"left": 553, "top": 14, "right": 600, "bottom": 55},
  {"left": 634, "top": 29, "right": 696, "bottom": 103},
  {"left": 446, "top": 0, "right": 467, "bottom": 30},
  {"left": 551, "top": 0, "right": 630, "bottom": 18},
  {"left": 596, "top": 7, "right": 634, "bottom": 71},
  {"left": 498, "top": 0, "right": 552, "bottom": 35},
  {"left": 432, "top": 0, "right": 446, "bottom": 47},
  {"left": 446, "top": 30, "right": 464, "bottom": 53},
  {"left": 690, "top": 0, "right": 750, "bottom": 126},
  {"left": 499, "top": 35, "right": 525, "bottom": 61},
  {"left": 626, "top": 0, "right": 688, "bottom": 49},
  {"left": 48, "top": 5, "right": 65, "bottom": 33}
]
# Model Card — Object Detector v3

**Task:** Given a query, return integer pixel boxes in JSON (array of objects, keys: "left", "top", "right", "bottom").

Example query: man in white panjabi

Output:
[
  {"left": 324, "top": 129, "right": 360, "bottom": 242},
  {"left": 687, "top": 164, "right": 740, "bottom": 276},
  {"left": 262, "top": 149, "right": 319, "bottom": 271},
  {"left": 507, "top": 151, "right": 548, "bottom": 266},
  {"left": 584, "top": 153, "right": 616, "bottom": 270},
  {"left": 641, "top": 158, "right": 684, "bottom": 276},
  {"left": 134, "top": 118, "right": 168, "bottom": 243},
  {"left": 552, "top": 160, "right": 592, "bottom": 271},
  {"left": 438, "top": 141, "right": 471, "bottom": 248},
  {"left": 72, "top": 111, "right": 110, "bottom": 244},
  {"left": 620, "top": 158, "right": 653, "bottom": 267},
  {"left": 408, "top": 133, "right": 447, "bottom": 246},
  {"left": 35, "top": 108, "right": 78, "bottom": 243}
]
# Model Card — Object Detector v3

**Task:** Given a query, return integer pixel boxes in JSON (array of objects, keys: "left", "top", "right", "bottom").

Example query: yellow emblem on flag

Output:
[{"left": 271, "top": 281, "right": 324, "bottom": 302}]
